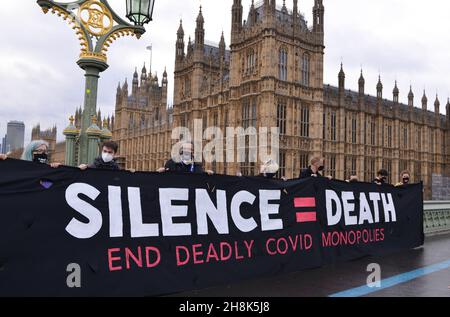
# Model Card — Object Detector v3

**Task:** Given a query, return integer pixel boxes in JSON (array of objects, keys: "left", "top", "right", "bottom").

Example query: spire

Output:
[
  {"left": 132, "top": 68, "right": 139, "bottom": 95},
  {"left": 408, "top": 86, "right": 414, "bottom": 107},
  {"left": 177, "top": 19, "right": 184, "bottom": 37},
  {"left": 231, "top": 0, "right": 243, "bottom": 42},
  {"left": 446, "top": 98, "right": 450, "bottom": 119},
  {"left": 435, "top": 94, "right": 440, "bottom": 113},
  {"left": 141, "top": 63, "right": 147, "bottom": 83},
  {"left": 422, "top": 90, "right": 428, "bottom": 110},
  {"left": 264, "top": 0, "right": 270, "bottom": 12},
  {"left": 176, "top": 19, "right": 185, "bottom": 61},
  {"left": 249, "top": 0, "right": 256, "bottom": 26},
  {"left": 196, "top": 5, "right": 204, "bottom": 24},
  {"left": 313, "top": 0, "right": 324, "bottom": 33},
  {"left": 393, "top": 81, "right": 399, "bottom": 94},
  {"left": 393, "top": 81, "right": 399, "bottom": 103},
  {"left": 219, "top": 31, "right": 226, "bottom": 57},
  {"left": 195, "top": 6, "right": 205, "bottom": 48},
  {"left": 271, "top": 0, "right": 276, "bottom": 12},
  {"left": 187, "top": 36, "right": 193, "bottom": 55},
  {"left": 162, "top": 67, "right": 168, "bottom": 86},
  {"left": 97, "top": 109, "right": 102, "bottom": 125},
  {"left": 338, "top": 63, "right": 345, "bottom": 91},
  {"left": 293, "top": 0, "right": 298, "bottom": 24},
  {"left": 376, "top": 75, "right": 383, "bottom": 99},
  {"left": 358, "top": 69, "right": 365, "bottom": 95},
  {"left": 281, "top": 0, "right": 287, "bottom": 13}
]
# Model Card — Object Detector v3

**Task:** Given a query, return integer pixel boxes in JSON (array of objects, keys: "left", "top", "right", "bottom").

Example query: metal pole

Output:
[{"left": 77, "top": 59, "right": 108, "bottom": 164}]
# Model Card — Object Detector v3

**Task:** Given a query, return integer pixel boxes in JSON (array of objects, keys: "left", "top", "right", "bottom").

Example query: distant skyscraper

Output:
[
  {"left": 4, "top": 121, "right": 25, "bottom": 153},
  {"left": 1, "top": 135, "right": 7, "bottom": 154}
]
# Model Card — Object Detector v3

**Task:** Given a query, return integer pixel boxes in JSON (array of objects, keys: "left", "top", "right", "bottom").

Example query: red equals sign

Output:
[{"left": 294, "top": 197, "right": 317, "bottom": 223}]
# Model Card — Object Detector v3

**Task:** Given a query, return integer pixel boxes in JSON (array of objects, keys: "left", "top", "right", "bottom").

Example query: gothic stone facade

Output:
[
  {"left": 113, "top": 64, "right": 173, "bottom": 170},
  {"left": 112, "top": 0, "right": 450, "bottom": 199}
]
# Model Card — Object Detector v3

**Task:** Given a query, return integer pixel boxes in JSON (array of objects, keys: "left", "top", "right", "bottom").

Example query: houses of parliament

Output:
[{"left": 110, "top": 0, "right": 450, "bottom": 199}]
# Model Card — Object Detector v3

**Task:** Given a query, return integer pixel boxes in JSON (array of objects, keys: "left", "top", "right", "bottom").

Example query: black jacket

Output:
[
  {"left": 299, "top": 166, "right": 322, "bottom": 179},
  {"left": 88, "top": 157, "right": 120, "bottom": 170},
  {"left": 164, "top": 159, "right": 204, "bottom": 174}
]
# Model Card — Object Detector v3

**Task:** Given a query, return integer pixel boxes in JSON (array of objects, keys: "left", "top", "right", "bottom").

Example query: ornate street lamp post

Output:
[{"left": 37, "top": 0, "right": 155, "bottom": 165}]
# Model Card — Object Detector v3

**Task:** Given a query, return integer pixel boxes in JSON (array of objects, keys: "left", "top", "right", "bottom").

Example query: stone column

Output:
[
  {"left": 63, "top": 116, "right": 80, "bottom": 167},
  {"left": 85, "top": 116, "right": 102, "bottom": 164}
]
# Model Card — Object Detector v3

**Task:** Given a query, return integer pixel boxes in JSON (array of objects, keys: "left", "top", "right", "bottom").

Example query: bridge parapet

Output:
[{"left": 424, "top": 201, "right": 450, "bottom": 235}]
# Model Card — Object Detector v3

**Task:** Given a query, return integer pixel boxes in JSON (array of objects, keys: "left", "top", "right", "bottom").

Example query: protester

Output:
[
  {"left": 395, "top": 170, "right": 411, "bottom": 187},
  {"left": 373, "top": 169, "right": 389, "bottom": 185},
  {"left": 299, "top": 157, "right": 332, "bottom": 180},
  {"left": 158, "top": 142, "right": 213, "bottom": 175},
  {"left": 259, "top": 159, "right": 280, "bottom": 179},
  {"left": 79, "top": 141, "right": 120, "bottom": 171},
  {"left": 347, "top": 175, "right": 359, "bottom": 183},
  {"left": 19, "top": 140, "right": 61, "bottom": 168}
]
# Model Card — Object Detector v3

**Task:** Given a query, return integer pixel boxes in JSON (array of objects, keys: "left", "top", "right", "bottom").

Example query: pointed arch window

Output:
[
  {"left": 246, "top": 49, "right": 256, "bottom": 75},
  {"left": 301, "top": 53, "right": 310, "bottom": 87},
  {"left": 279, "top": 47, "right": 288, "bottom": 81}
]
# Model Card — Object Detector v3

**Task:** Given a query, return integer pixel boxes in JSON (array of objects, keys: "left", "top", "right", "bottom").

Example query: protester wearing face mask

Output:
[
  {"left": 79, "top": 141, "right": 120, "bottom": 171},
  {"left": 157, "top": 142, "right": 213, "bottom": 175},
  {"left": 395, "top": 170, "right": 411, "bottom": 187},
  {"left": 373, "top": 169, "right": 389, "bottom": 185},
  {"left": 16, "top": 140, "right": 61, "bottom": 168}
]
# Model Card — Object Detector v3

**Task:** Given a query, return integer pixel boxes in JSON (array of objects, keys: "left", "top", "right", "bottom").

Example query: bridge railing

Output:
[{"left": 424, "top": 201, "right": 450, "bottom": 235}]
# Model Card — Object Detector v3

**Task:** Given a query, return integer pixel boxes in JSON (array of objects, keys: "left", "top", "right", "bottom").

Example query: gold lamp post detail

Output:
[{"left": 36, "top": 0, "right": 155, "bottom": 165}]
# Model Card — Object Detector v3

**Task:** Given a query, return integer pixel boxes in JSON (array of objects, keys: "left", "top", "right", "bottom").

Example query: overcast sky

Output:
[{"left": 0, "top": 0, "right": 449, "bottom": 143}]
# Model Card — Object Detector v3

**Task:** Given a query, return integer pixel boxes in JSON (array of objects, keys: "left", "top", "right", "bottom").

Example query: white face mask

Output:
[
  {"left": 181, "top": 151, "right": 192, "bottom": 162},
  {"left": 102, "top": 152, "right": 114, "bottom": 163}
]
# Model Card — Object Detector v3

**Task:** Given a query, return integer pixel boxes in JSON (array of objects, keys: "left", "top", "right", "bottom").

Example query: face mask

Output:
[
  {"left": 264, "top": 173, "right": 276, "bottom": 179},
  {"left": 318, "top": 165, "right": 325, "bottom": 172},
  {"left": 381, "top": 177, "right": 387, "bottom": 183},
  {"left": 102, "top": 152, "right": 114, "bottom": 163},
  {"left": 181, "top": 151, "right": 192, "bottom": 162},
  {"left": 33, "top": 153, "right": 48, "bottom": 164},
  {"left": 403, "top": 178, "right": 410, "bottom": 184}
]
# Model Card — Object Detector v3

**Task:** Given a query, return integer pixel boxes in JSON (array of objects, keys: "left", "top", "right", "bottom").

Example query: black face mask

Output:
[
  {"left": 403, "top": 178, "right": 410, "bottom": 184},
  {"left": 264, "top": 173, "right": 276, "bottom": 179},
  {"left": 33, "top": 153, "right": 48, "bottom": 164},
  {"left": 318, "top": 165, "right": 325, "bottom": 172},
  {"left": 381, "top": 176, "right": 387, "bottom": 183}
]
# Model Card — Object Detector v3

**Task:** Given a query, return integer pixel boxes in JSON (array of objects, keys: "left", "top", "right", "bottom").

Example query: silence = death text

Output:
[{"left": 64, "top": 183, "right": 398, "bottom": 240}]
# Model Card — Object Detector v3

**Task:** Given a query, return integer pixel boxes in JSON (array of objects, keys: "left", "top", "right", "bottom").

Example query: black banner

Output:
[{"left": 0, "top": 159, "right": 424, "bottom": 296}]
